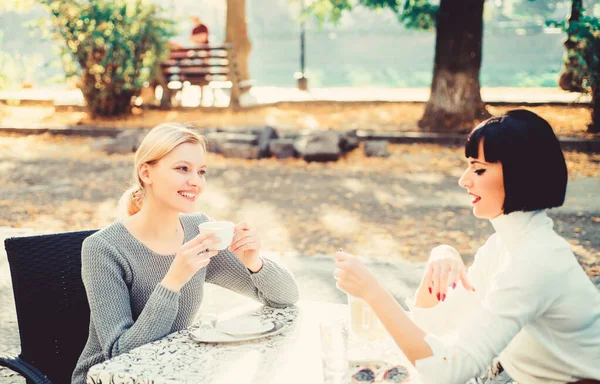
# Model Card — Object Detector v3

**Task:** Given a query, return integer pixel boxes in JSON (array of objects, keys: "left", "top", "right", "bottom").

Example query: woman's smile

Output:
[
  {"left": 178, "top": 190, "right": 198, "bottom": 201},
  {"left": 469, "top": 193, "right": 481, "bottom": 204}
]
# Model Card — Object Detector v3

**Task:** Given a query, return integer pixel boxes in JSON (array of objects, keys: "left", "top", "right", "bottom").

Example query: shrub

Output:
[{"left": 38, "top": 0, "right": 174, "bottom": 117}]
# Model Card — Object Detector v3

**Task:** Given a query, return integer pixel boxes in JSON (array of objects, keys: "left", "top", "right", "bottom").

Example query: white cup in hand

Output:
[{"left": 198, "top": 221, "right": 235, "bottom": 251}]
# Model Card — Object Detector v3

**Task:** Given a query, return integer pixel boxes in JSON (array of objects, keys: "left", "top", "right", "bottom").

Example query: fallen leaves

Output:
[
  {"left": 2, "top": 103, "right": 599, "bottom": 139},
  {"left": 0, "top": 132, "right": 598, "bottom": 277}
]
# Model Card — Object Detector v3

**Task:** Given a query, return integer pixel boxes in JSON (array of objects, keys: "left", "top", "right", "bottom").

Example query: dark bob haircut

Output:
[{"left": 465, "top": 109, "right": 568, "bottom": 215}]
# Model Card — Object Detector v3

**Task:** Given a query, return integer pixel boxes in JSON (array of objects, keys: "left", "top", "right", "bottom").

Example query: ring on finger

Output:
[{"left": 333, "top": 268, "right": 342, "bottom": 280}]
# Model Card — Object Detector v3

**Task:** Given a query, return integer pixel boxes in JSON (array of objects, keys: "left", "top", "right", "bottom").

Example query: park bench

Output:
[{"left": 158, "top": 43, "right": 253, "bottom": 108}]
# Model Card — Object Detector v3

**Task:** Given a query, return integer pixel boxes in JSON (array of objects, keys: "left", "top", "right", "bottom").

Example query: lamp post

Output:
[{"left": 295, "top": 0, "right": 308, "bottom": 90}]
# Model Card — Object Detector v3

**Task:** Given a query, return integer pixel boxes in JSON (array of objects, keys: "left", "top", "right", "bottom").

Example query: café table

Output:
[{"left": 86, "top": 299, "right": 419, "bottom": 384}]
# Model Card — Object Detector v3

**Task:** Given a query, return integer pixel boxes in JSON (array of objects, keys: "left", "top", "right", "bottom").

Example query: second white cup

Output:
[{"left": 198, "top": 221, "right": 235, "bottom": 251}]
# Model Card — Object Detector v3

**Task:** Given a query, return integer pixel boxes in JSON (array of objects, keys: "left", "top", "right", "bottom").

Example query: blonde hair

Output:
[{"left": 119, "top": 123, "right": 206, "bottom": 217}]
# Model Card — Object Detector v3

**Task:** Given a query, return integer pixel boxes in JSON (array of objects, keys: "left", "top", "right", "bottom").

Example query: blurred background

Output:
[{"left": 2, "top": 0, "right": 599, "bottom": 90}]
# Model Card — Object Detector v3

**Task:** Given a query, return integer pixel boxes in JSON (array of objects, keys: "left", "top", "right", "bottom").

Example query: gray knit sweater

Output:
[{"left": 72, "top": 212, "right": 299, "bottom": 384}]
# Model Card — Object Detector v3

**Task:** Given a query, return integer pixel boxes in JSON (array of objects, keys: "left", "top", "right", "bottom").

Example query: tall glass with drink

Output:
[{"left": 347, "top": 294, "right": 388, "bottom": 364}]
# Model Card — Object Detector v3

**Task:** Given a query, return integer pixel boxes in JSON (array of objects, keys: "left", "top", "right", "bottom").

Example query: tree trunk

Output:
[
  {"left": 225, "top": 0, "right": 252, "bottom": 108},
  {"left": 559, "top": 0, "right": 586, "bottom": 93},
  {"left": 589, "top": 84, "right": 600, "bottom": 133},
  {"left": 418, "top": 0, "right": 490, "bottom": 133}
]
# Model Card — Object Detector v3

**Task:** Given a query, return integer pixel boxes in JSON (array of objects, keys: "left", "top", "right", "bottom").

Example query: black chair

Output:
[{"left": 1, "top": 230, "right": 97, "bottom": 384}]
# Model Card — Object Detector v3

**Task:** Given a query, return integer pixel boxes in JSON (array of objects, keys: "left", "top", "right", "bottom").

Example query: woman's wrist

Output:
[
  {"left": 414, "top": 282, "right": 438, "bottom": 308},
  {"left": 161, "top": 273, "right": 184, "bottom": 292},
  {"left": 363, "top": 279, "right": 387, "bottom": 306},
  {"left": 245, "top": 256, "right": 263, "bottom": 273}
]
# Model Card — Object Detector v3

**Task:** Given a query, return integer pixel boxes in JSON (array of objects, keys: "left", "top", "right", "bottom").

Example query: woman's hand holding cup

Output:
[
  {"left": 161, "top": 233, "right": 220, "bottom": 292},
  {"left": 229, "top": 221, "right": 263, "bottom": 272}
]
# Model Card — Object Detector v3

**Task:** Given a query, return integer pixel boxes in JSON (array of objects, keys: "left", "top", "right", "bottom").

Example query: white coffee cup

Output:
[{"left": 198, "top": 221, "right": 235, "bottom": 251}]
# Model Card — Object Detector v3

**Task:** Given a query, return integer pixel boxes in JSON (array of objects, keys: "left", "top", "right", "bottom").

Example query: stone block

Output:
[
  {"left": 294, "top": 130, "right": 341, "bottom": 162},
  {"left": 269, "top": 139, "right": 296, "bottom": 159},
  {"left": 256, "top": 126, "right": 279, "bottom": 158},
  {"left": 364, "top": 140, "right": 390, "bottom": 157},
  {"left": 340, "top": 129, "right": 360, "bottom": 153},
  {"left": 220, "top": 143, "right": 260, "bottom": 159}
]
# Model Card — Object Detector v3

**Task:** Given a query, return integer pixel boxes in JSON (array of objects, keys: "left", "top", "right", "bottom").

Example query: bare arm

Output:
[
  {"left": 367, "top": 281, "right": 433, "bottom": 364},
  {"left": 335, "top": 252, "right": 433, "bottom": 364}
]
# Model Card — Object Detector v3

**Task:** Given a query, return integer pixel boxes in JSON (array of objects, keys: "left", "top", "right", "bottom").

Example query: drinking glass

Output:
[{"left": 320, "top": 322, "right": 348, "bottom": 384}]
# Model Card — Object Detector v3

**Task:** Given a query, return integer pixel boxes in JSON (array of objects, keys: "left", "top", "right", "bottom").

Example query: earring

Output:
[{"left": 132, "top": 185, "right": 145, "bottom": 201}]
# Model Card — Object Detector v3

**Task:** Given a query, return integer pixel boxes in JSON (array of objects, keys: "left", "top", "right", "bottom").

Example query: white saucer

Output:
[
  {"left": 216, "top": 316, "right": 275, "bottom": 336},
  {"left": 189, "top": 320, "right": 284, "bottom": 344}
]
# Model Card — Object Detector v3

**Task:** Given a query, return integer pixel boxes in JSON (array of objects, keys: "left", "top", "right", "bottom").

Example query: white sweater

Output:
[{"left": 406, "top": 210, "right": 600, "bottom": 384}]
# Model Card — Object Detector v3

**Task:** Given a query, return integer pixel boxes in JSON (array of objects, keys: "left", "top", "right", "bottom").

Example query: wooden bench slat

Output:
[
  {"left": 165, "top": 75, "right": 229, "bottom": 85},
  {"left": 167, "top": 51, "right": 231, "bottom": 58},
  {"left": 167, "top": 74, "right": 228, "bottom": 80},
  {"left": 168, "top": 43, "right": 232, "bottom": 52},
  {"left": 161, "top": 60, "right": 229, "bottom": 68},
  {"left": 163, "top": 67, "right": 229, "bottom": 75}
]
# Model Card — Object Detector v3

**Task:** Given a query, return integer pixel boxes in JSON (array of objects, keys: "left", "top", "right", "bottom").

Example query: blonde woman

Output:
[{"left": 72, "top": 123, "right": 299, "bottom": 383}]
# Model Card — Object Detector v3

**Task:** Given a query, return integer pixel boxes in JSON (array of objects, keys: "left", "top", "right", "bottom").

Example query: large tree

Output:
[
  {"left": 225, "top": 0, "right": 253, "bottom": 107},
  {"left": 307, "top": 0, "right": 490, "bottom": 132},
  {"left": 419, "top": 0, "right": 489, "bottom": 132}
]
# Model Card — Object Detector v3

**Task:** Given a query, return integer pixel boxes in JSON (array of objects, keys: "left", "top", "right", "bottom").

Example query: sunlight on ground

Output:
[
  {"left": 0, "top": 106, "right": 56, "bottom": 126},
  {"left": 433, "top": 190, "right": 473, "bottom": 208},
  {"left": 341, "top": 178, "right": 367, "bottom": 194},
  {"left": 353, "top": 232, "right": 403, "bottom": 260},
  {"left": 233, "top": 203, "right": 294, "bottom": 252},
  {"left": 373, "top": 189, "right": 399, "bottom": 206},
  {"left": 401, "top": 173, "right": 445, "bottom": 185},
  {"left": 319, "top": 210, "right": 361, "bottom": 236},
  {"left": 390, "top": 183, "right": 410, "bottom": 196},
  {"left": 196, "top": 185, "right": 233, "bottom": 215},
  {"left": 0, "top": 161, "right": 15, "bottom": 174},
  {"left": 0, "top": 134, "right": 598, "bottom": 269},
  {"left": 96, "top": 200, "right": 120, "bottom": 223}
]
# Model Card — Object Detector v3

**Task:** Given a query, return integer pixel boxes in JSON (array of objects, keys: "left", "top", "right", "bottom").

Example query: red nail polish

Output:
[
  {"left": 441, "top": 294, "right": 446, "bottom": 301},
  {"left": 428, "top": 287, "right": 432, "bottom": 294},
  {"left": 452, "top": 283, "right": 456, "bottom": 289},
  {"left": 436, "top": 292, "right": 440, "bottom": 301}
]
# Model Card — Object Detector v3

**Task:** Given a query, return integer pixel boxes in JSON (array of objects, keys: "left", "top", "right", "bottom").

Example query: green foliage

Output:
[
  {"left": 397, "top": 0, "right": 437, "bottom": 30},
  {"left": 36, "top": 0, "right": 175, "bottom": 117},
  {"left": 570, "top": 13, "right": 600, "bottom": 92},
  {"left": 303, "top": 0, "right": 354, "bottom": 26},
  {"left": 304, "top": 0, "right": 437, "bottom": 31}
]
